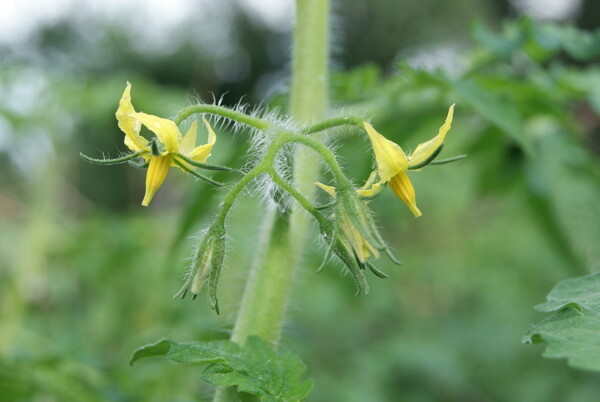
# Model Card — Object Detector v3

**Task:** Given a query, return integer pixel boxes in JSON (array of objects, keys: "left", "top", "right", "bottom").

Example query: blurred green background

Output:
[{"left": 2, "top": 0, "right": 600, "bottom": 401}]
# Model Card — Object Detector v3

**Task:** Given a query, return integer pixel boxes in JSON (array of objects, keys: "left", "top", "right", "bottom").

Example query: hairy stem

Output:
[
  {"left": 213, "top": 1, "right": 330, "bottom": 400},
  {"left": 216, "top": 167, "right": 265, "bottom": 224},
  {"left": 302, "top": 116, "right": 364, "bottom": 135},
  {"left": 173, "top": 104, "right": 271, "bottom": 129},
  {"left": 268, "top": 169, "right": 327, "bottom": 226},
  {"left": 228, "top": 0, "right": 330, "bottom": 346}
]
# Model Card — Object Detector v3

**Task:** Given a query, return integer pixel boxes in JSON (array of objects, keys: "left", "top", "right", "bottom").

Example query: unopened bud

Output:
[{"left": 174, "top": 224, "right": 226, "bottom": 313}]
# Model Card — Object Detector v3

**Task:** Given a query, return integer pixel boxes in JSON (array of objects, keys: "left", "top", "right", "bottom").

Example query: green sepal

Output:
[
  {"left": 365, "top": 261, "right": 389, "bottom": 279},
  {"left": 207, "top": 226, "right": 226, "bottom": 314},
  {"left": 428, "top": 154, "right": 468, "bottom": 166},
  {"left": 330, "top": 234, "right": 369, "bottom": 296},
  {"left": 172, "top": 158, "right": 225, "bottom": 187},
  {"left": 338, "top": 188, "right": 384, "bottom": 251},
  {"left": 80, "top": 151, "right": 144, "bottom": 165},
  {"left": 174, "top": 153, "right": 241, "bottom": 173},
  {"left": 384, "top": 247, "right": 402, "bottom": 265},
  {"left": 315, "top": 201, "right": 336, "bottom": 210},
  {"left": 127, "top": 160, "right": 149, "bottom": 169},
  {"left": 317, "top": 225, "right": 337, "bottom": 273},
  {"left": 319, "top": 218, "right": 369, "bottom": 295},
  {"left": 407, "top": 145, "right": 443, "bottom": 170},
  {"left": 150, "top": 138, "right": 163, "bottom": 156}
]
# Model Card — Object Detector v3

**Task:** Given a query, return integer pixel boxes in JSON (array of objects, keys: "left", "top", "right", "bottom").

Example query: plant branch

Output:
[
  {"left": 174, "top": 104, "right": 271, "bottom": 129},
  {"left": 302, "top": 116, "right": 364, "bottom": 135}
]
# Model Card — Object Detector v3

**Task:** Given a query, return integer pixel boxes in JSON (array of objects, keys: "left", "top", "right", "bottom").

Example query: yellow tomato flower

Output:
[
  {"left": 115, "top": 82, "right": 217, "bottom": 206},
  {"left": 362, "top": 104, "right": 454, "bottom": 217},
  {"left": 314, "top": 182, "right": 380, "bottom": 263}
]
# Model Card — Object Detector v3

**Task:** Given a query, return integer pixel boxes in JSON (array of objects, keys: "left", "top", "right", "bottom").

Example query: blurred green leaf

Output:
[
  {"left": 523, "top": 272, "right": 600, "bottom": 371},
  {"left": 472, "top": 18, "right": 600, "bottom": 62},
  {"left": 331, "top": 63, "right": 381, "bottom": 103},
  {"left": 471, "top": 20, "right": 525, "bottom": 60},
  {"left": 451, "top": 78, "right": 531, "bottom": 155},
  {"left": 131, "top": 336, "right": 313, "bottom": 401}
]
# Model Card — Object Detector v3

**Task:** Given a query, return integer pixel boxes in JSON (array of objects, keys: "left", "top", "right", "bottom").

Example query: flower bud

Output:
[
  {"left": 174, "top": 224, "right": 226, "bottom": 313},
  {"left": 337, "top": 186, "right": 385, "bottom": 255},
  {"left": 319, "top": 224, "right": 369, "bottom": 296}
]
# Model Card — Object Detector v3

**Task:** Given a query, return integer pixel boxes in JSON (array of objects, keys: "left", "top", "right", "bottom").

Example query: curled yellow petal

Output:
[
  {"left": 356, "top": 181, "right": 382, "bottom": 198},
  {"left": 179, "top": 121, "right": 198, "bottom": 156},
  {"left": 315, "top": 181, "right": 337, "bottom": 197},
  {"left": 407, "top": 104, "right": 454, "bottom": 168},
  {"left": 132, "top": 112, "right": 182, "bottom": 154},
  {"left": 389, "top": 172, "right": 422, "bottom": 217},
  {"left": 359, "top": 171, "right": 379, "bottom": 191},
  {"left": 116, "top": 82, "right": 149, "bottom": 153},
  {"left": 142, "top": 155, "right": 172, "bottom": 206},
  {"left": 363, "top": 122, "right": 408, "bottom": 183},
  {"left": 186, "top": 117, "right": 217, "bottom": 163}
]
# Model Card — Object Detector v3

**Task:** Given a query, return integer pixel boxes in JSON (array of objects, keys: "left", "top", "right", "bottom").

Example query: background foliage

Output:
[{"left": 1, "top": 0, "right": 599, "bottom": 401}]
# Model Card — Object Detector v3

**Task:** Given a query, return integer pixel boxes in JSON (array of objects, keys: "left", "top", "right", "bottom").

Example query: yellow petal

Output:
[
  {"left": 131, "top": 112, "right": 182, "bottom": 154},
  {"left": 314, "top": 182, "right": 337, "bottom": 197},
  {"left": 356, "top": 181, "right": 382, "bottom": 197},
  {"left": 115, "top": 82, "right": 149, "bottom": 152},
  {"left": 407, "top": 104, "right": 454, "bottom": 168},
  {"left": 389, "top": 172, "right": 422, "bottom": 217},
  {"left": 142, "top": 155, "right": 172, "bottom": 206},
  {"left": 363, "top": 122, "right": 408, "bottom": 183},
  {"left": 186, "top": 118, "right": 217, "bottom": 163},
  {"left": 359, "top": 171, "right": 379, "bottom": 191},
  {"left": 179, "top": 121, "right": 198, "bottom": 156}
]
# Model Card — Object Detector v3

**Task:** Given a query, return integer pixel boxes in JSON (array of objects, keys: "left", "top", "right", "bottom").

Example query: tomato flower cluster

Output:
[{"left": 82, "top": 83, "right": 458, "bottom": 309}]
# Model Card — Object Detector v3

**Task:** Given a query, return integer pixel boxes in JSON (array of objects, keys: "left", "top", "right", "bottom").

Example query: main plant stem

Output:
[
  {"left": 213, "top": 0, "right": 329, "bottom": 400},
  {"left": 231, "top": 0, "right": 329, "bottom": 344}
]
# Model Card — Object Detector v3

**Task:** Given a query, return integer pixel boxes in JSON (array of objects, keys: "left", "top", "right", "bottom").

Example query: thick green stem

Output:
[
  {"left": 213, "top": 1, "right": 330, "bottom": 400},
  {"left": 229, "top": 0, "right": 330, "bottom": 345}
]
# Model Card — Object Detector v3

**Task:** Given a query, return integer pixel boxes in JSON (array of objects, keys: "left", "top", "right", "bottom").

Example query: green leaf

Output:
[
  {"left": 522, "top": 272, "right": 600, "bottom": 371},
  {"left": 471, "top": 20, "right": 526, "bottom": 59},
  {"left": 450, "top": 78, "right": 532, "bottom": 156},
  {"left": 131, "top": 336, "right": 313, "bottom": 401}
]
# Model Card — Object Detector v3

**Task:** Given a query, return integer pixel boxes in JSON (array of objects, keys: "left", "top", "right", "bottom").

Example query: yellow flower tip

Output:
[
  {"left": 116, "top": 82, "right": 149, "bottom": 153},
  {"left": 438, "top": 103, "right": 454, "bottom": 138},
  {"left": 181, "top": 118, "right": 217, "bottom": 165},
  {"left": 447, "top": 103, "right": 455, "bottom": 123},
  {"left": 314, "top": 182, "right": 336, "bottom": 197},
  {"left": 389, "top": 171, "right": 422, "bottom": 217},
  {"left": 142, "top": 156, "right": 172, "bottom": 207},
  {"left": 410, "top": 205, "right": 423, "bottom": 218},
  {"left": 179, "top": 121, "right": 198, "bottom": 156},
  {"left": 407, "top": 104, "right": 456, "bottom": 168},
  {"left": 202, "top": 117, "right": 217, "bottom": 146},
  {"left": 123, "top": 81, "right": 131, "bottom": 97}
]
